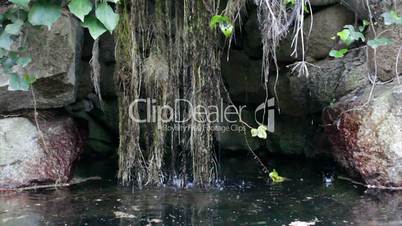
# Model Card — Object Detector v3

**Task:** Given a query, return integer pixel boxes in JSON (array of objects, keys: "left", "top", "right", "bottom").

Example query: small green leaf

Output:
[
  {"left": 5, "top": 19, "right": 24, "bottom": 35},
  {"left": 269, "top": 169, "right": 286, "bottom": 183},
  {"left": 219, "top": 23, "right": 233, "bottom": 38},
  {"left": 28, "top": 0, "right": 61, "bottom": 30},
  {"left": 82, "top": 15, "right": 107, "bottom": 39},
  {"left": 68, "top": 0, "right": 93, "bottom": 22},
  {"left": 337, "top": 29, "right": 351, "bottom": 44},
  {"left": 17, "top": 56, "right": 32, "bottom": 67},
  {"left": 382, "top": 10, "right": 402, "bottom": 25},
  {"left": 367, "top": 38, "right": 394, "bottom": 49},
  {"left": 23, "top": 74, "right": 37, "bottom": 85},
  {"left": 8, "top": 73, "right": 30, "bottom": 91},
  {"left": 329, "top": 48, "right": 348, "bottom": 58},
  {"left": 95, "top": 3, "right": 119, "bottom": 32},
  {"left": 251, "top": 125, "right": 268, "bottom": 139},
  {"left": 209, "top": 15, "right": 231, "bottom": 30},
  {"left": 9, "top": 0, "right": 30, "bottom": 8},
  {"left": 0, "top": 32, "right": 13, "bottom": 50}
]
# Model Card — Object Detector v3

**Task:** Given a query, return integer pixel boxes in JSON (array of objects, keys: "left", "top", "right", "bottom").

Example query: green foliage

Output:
[
  {"left": 8, "top": 74, "right": 36, "bottom": 91},
  {"left": 367, "top": 38, "right": 393, "bottom": 49},
  {"left": 0, "top": 32, "right": 13, "bottom": 50},
  {"left": 95, "top": 2, "right": 119, "bottom": 33},
  {"left": 329, "top": 48, "right": 348, "bottom": 58},
  {"left": 209, "top": 15, "right": 233, "bottom": 38},
  {"left": 28, "top": 0, "right": 62, "bottom": 30},
  {"left": 1, "top": 0, "right": 120, "bottom": 92},
  {"left": 359, "top": 20, "right": 369, "bottom": 32},
  {"left": 269, "top": 169, "right": 286, "bottom": 183},
  {"left": 9, "top": 0, "right": 30, "bottom": 8},
  {"left": 382, "top": 10, "right": 402, "bottom": 25},
  {"left": 82, "top": 15, "right": 107, "bottom": 40},
  {"left": 68, "top": 0, "right": 93, "bottom": 22},
  {"left": 337, "top": 25, "right": 365, "bottom": 46},
  {"left": 251, "top": 125, "right": 268, "bottom": 139}
]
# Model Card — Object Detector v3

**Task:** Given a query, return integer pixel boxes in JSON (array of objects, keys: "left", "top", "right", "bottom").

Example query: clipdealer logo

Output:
[{"left": 128, "top": 98, "right": 275, "bottom": 132}]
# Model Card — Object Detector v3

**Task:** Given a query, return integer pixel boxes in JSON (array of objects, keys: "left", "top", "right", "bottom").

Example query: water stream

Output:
[{"left": 1, "top": 155, "right": 401, "bottom": 226}]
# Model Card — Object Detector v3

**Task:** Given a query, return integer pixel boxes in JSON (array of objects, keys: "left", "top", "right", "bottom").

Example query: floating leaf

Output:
[
  {"left": 68, "top": 0, "right": 93, "bottom": 22},
  {"left": 95, "top": 3, "right": 119, "bottom": 32},
  {"left": 0, "top": 32, "right": 13, "bottom": 50},
  {"left": 382, "top": 10, "right": 402, "bottom": 25},
  {"left": 9, "top": 0, "right": 30, "bottom": 8},
  {"left": 5, "top": 19, "right": 24, "bottom": 35},
  {"left": 28, "top": 0, "right": 61, "bottom": 30},
  {"left": 82, "top": 15, "right": 107, "bottom": 39},
  {"left": 8, "top": 73, "right": 30, "bottom": 91},
  {"left": 367, "top": 38, "right": 393, "bottom": 49},
  {"left": 269, "top": 169, "right": 286, "bottom": 183},
  {"left": 329, "top": 48, "right": 348, "bottom": 58}
]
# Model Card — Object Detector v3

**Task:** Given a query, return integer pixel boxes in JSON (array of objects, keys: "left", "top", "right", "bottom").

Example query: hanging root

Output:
[
  {"left": 89, "top": 38, "right": 103, "bottom": 107},
  {"left": 116, "top": 0, "right": 223, "bottom": 189}
]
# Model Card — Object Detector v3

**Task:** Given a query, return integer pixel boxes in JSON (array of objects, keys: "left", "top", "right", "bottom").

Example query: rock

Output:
[
  {"left": 66, "top": 96, "right": 118, "bottom": 157},
  {"left": 310, "top": 0, "right": 339, "bottom": 6},
  {"left": 276, "top": 5, "right": 354, "bottom": 62},
  {"left": 221, "top": 50, "right": 265, "bottom": 106},
  {"left": 77, "top": 61, "right": 116, "bottom": 98},
  {"left": 323, "top": 83, "right": 402, "bottom": 187},
  {"left": 287, "top": 48, "right": 368, "bottom": 115},
  {"left": 367, "top": 24, "right": 402, "bottom": 82},
  {"left": 0, "top": 114, "right": 84, "bottom": 189},
  {"left": 244, "top": 8, "right": 263, "bottom": 59},
  {"left": 266, "top": 116, "right": 315, "bottom": 156},
  {"left": 0, "top": 14, "right": 83, "bottom": 113}
]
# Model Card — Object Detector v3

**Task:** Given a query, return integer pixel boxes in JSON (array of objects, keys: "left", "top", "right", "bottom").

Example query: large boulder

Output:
[
  {"left": 367, "top": 23, "right": 402, "bottom": 82},
  {"left": 287, "top": 49, "right": 368, "bottom": 115},
  {"left": 0, "top": 14, "right": 83, "bottom": 113},
  {"left": 244, "top": 7, "right": 262, "bottom": 59},
  {"left": 0, "top": 114, "right": 84, "bottom": 189},
  {"left": 277, "top": 5, "right": 354, "bottom": 62},
  {"left": 323, "top": 83, "right": 402, "bottom": 187}
]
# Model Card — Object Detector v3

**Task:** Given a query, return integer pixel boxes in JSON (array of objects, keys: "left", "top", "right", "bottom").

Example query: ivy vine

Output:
[{"left": 0, "top": 0, "right": 119, "bottom": 91}]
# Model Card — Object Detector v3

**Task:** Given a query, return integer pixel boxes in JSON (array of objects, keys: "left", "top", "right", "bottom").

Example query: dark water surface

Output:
[{"left": 1, "top": 157, "right": 402, "bottom": 226}]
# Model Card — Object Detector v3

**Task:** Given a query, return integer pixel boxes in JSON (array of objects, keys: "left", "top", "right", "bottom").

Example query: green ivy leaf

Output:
[
  {"left": 23, "top": 74, "right": 37, "bottom": 85},
  {"left": 28, "top": 0, "right": 61, "bottom": 30},
  {"left": 82, "top": 15, "right": 107, "bottom": 39},
  {"left": 5, "top": 19, "right": 24, "bottom": 35},
  {"left": 367, "top": 38, "right": 394, "bottom": 49},
  {"left": 16, "top": 56, "right": 32, "bottom": 67},
  {"left": 8, "top": 73, "right": 30, "bottom": 91},
  {"left": 269, "top": 169, "right": 286, "bottom": 183},
  {"left": 0, "top": 32, "right": 13, "bottom": 50},
  {"left": 209, "top": 15, "right": 231, "bottom": 29},
  {"left": 95, "top": 3, "right": 119, "bottom": 32},
  {"left": 219, "top": 23, "right": 233, "bottom": 38},
  {"left": 329, "top": 48, "right": 348, "bottom": 58},
  {"left": 9, "top": 0, "right": 30, "bottom": 8},
  {"left": 337, "top": 25, "right": 365, "bottom": 46},
  {"left": 68, "top": 0, "right": 93, "bottom": 22},
  {"left": 382, "top": 10, "right": 402, "bottom": 25}
]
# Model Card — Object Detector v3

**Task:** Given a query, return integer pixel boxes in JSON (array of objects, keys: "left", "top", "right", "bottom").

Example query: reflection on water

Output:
[{"left": 1, "top": 157, "right": 402, "bottom": 226}]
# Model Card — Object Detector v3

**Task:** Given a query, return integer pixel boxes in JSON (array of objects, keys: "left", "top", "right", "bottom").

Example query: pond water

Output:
[{"left": 1, "top": 155, "right": 402, "bottom": 226}]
